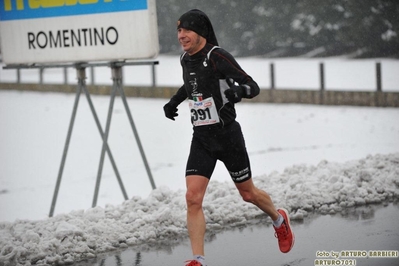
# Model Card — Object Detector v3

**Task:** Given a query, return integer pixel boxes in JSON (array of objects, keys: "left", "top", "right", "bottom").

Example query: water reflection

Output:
[
  {"left": 74, "top": 203, "right": 398, "bottom": 266},
  {"left": 134, "top": 253, "right": 141, "bottom": 266},
  {"left": 77, "top": 252, "right": 142, "bottom": 266}
]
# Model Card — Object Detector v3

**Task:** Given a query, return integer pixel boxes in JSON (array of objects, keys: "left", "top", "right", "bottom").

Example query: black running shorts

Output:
[{"left": 185, "top": 121, "right": 252, "bottom": 183}]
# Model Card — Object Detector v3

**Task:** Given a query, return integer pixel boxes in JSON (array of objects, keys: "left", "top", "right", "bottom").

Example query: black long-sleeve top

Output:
[{"left": 168, "top": 43, "right": 260, "bottom": 128}]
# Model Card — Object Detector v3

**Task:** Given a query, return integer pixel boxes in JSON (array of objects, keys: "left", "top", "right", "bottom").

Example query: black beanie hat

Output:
[{"left": 177, "top": 9, "right": 219, "bottom": 46}]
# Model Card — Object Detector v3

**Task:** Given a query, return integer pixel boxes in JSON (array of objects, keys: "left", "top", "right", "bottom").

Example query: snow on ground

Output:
[
  {"left": 0, "top": 153, "right": 398, "bottom": 265},
  {"left": 0, "top": 56, "right": 399, "bottom": 265}
]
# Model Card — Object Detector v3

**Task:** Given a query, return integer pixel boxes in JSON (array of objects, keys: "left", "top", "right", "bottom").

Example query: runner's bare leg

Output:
[
  {"left": 186, "top": 175, "right": 210, "bottom": 256},
  {"left": 235, "top": 178, "right": 280, "bottom": 221}
]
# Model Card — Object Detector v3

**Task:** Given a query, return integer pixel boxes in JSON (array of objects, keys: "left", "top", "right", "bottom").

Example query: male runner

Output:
[{"left": 163, "top": 9, "right": 295, "bottom": 266}]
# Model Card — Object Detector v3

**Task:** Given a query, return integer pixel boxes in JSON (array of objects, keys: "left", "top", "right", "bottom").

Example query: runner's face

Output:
[{"left": 178, "top": 28, "right": 206, "bottom": 55}]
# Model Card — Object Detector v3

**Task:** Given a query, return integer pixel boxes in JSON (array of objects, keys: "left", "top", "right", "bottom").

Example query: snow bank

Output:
[{"left": 1, "top": 154, "right": 398, "bottom": 265}]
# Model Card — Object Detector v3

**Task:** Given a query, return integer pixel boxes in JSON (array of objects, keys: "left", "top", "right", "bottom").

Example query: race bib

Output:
[{"left": 188, "top": 97, "right": 220, "bottom": 126}]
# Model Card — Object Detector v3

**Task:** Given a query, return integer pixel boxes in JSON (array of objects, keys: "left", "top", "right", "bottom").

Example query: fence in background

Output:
[
  {"left": 1, "top": 61, "right": 398, "bottom": 107},
  {"left": 269, "top": 62, "right": 385, "bottom": 92},
  {"left": 2, "top": 64, "right": 158, "bottom": 87},
  {"left": 0, "top": 61, "right": 387, "bottom": 91}
]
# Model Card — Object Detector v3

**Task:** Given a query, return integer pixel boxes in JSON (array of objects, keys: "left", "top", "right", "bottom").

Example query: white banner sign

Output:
[{"left": 0, "top": 0, "right": 159, "bottom": 64}]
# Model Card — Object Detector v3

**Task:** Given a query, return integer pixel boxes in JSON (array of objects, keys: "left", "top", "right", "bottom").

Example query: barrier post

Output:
[{"left": 49, "top": 66, "right": 85, "bottom": 217}]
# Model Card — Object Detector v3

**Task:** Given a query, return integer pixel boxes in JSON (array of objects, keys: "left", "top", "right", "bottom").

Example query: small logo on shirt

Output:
[{"left": 190, "top": 78, "right": 198, "bottom": 94}]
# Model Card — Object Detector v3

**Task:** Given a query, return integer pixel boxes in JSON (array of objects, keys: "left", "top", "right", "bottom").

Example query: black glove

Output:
[
  {"left": 224, "top": 78, "right": 244, "bottom": 103},
  {"left": 163, "top": 102, "right": 178, "bottom": 121}
]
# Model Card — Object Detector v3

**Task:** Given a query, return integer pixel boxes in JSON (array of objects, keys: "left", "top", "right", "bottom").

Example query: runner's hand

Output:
[
  {"left": 163, "top": 102, "right": 179, "bottom": 121},
  {"left": 224, "top": 78, "right": 243, "bottom": 103}
]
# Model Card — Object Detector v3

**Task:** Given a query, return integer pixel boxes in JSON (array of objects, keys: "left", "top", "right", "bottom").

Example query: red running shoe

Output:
[
  {"left": 185, "top": 260, "right": 203, "bottom": 266},
  {"left": 274, "top": 208, "right": 295, "bottom": 253}
]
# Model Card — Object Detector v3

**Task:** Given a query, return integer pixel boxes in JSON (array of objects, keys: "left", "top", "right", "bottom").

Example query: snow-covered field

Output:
[{"left": 0, "top": 56, "right": 399, "bottom": 265}]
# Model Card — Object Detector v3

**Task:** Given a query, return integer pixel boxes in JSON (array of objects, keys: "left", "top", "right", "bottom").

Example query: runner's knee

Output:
[
  {"left": 186, "top": 189, "right": 204, "bottom": 208},
  {"left": 239, "top": 190, "right": 256, "bottom": 203}
]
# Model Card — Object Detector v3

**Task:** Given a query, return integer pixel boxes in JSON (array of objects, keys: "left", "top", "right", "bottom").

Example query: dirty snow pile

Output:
[{"left": 1, "top": 153, "right": 398, "bottom": 265}]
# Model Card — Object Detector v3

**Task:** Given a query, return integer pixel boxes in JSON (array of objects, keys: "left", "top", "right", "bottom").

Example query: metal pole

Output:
[
  {"left": 82, "top": 85, "right": 128, "bottom": 201},
  {"left": 49, "top": 66, "right": 84, "bottom": 217},
  {"left": 92, "top": 68, "right": 118, "bottom": 207},
  {"left": 376, "top": 62, "right": 382, "bottom": 92},
  {"left": 90, "top": 66, "right": 95, "bottom": 85},
  {"left": 17, "top": 69, "right": 21, "bottom": 83},
  {"left": 320, "top": 63, "right": 325, "bottom": 91},
  {"left": 63, "top": 67, "right": 68, "bottom": 85},
  {"left": 270, "top": 63, "right": 275, "bottom": 89},
  {"left": 320, "top": 62, "right": 325, "bottom": 105},
  {"left": 151, "top": 63, "right": 156, "bottom": 87},
  {"left": 115, "top": 65, "right": 156, "bottom": 190},
  {"left": 39, "top": 67, "right": 44, "bottom": 84}
]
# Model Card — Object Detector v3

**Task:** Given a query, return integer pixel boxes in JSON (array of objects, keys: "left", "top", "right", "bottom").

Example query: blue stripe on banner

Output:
[{"left": 0, "top": 0, "right": 148, "bottom": 21}]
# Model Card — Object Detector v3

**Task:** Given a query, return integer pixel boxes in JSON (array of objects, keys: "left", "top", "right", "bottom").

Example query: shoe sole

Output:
[{"left": 278, "top": 208, "right": 295, "bottom": 253}]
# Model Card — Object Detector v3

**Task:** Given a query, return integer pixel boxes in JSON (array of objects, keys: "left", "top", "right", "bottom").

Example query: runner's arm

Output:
[
  {"left": 213, "top": 49, "right": 260, "bottom": 99},
  {"left": 163, "top": 85, "right": 187, "bottom": 121},
  {"left": 168, "top": 85, "right": 188, "bottom": 106}
]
